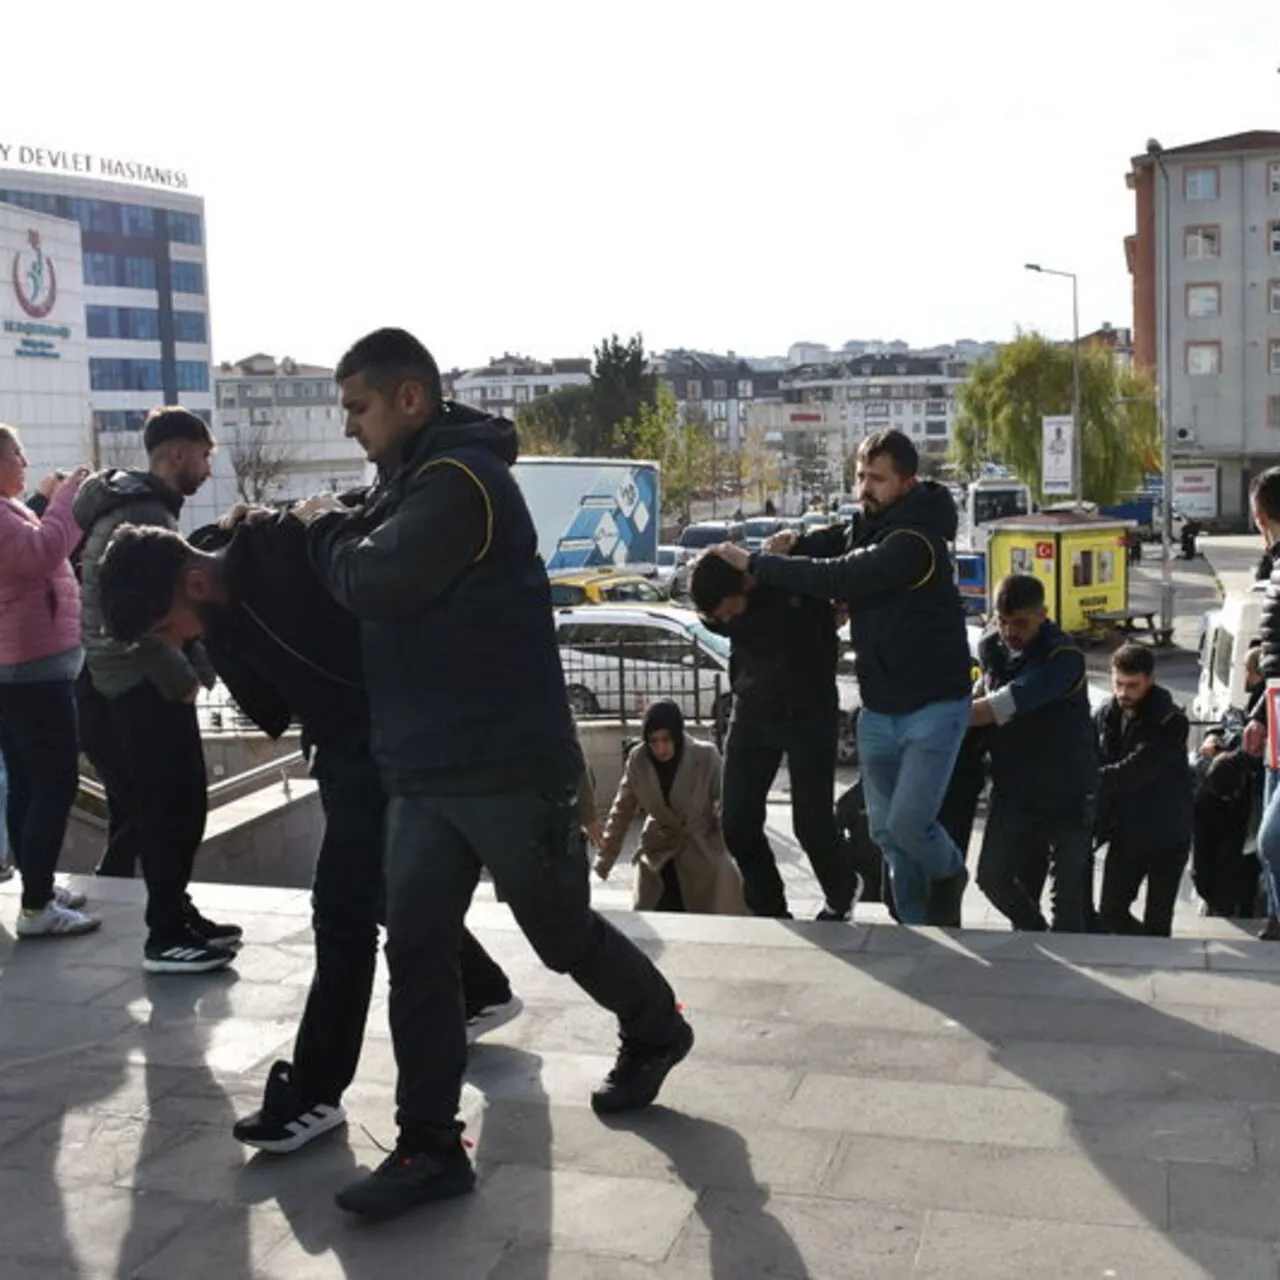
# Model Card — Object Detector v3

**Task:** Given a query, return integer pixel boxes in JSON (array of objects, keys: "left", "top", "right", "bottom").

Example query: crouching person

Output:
[{"left": 595, "top": 701, "right": 747, "bottom": 915}]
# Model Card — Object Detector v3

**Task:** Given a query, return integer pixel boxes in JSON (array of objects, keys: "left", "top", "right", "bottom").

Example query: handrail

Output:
[{"left": 77, "top": 750, "right": 308, "bottom": 808}]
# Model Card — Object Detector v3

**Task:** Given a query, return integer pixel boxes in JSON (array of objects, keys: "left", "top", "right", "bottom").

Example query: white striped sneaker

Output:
[
  {"left": 0, "top": 860, "right": 14, "bottom": 884},
  {"left": 16, "top": 901, "right": 101, "bottom": 938},
  {"left": 53, "top": 884, "right": 88, "bottom": 910},
  {"left": 143, "top": 929, "right": 235, "bottom": 974}
]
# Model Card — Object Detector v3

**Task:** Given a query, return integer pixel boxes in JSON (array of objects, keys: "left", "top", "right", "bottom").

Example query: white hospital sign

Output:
[{"left": 0, "top": 141, "right": 190, "bottom": 191}]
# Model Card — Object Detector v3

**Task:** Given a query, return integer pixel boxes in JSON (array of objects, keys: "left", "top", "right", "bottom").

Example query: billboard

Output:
[
  {"left": 1041, "top": 414, "right": 1074, "bottom": 496},
  {"left": 1172, "top": 465, "right": 1218, "bottom": 521},
  {"left": 512, "top": 458, "right": 660, "bottom": 572}
]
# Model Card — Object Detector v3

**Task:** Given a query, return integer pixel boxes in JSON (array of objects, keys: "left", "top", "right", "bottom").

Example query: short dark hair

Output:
[
  {"left": 336, "top": 328, "right": 443, "bottom": 410},
  {"left": 1252, "top": 467, "right": 1280, "bottom": 524},
  {"left": 690, "top": 553, "right": 748, "bottom": 616},
  {"left": 859, "top": 429, "right": 918, "bottom": 478},
  {"left": 142, "top": 406, "right": 214, "bottom": 456},
  {"left": 994, "top": 573, "right": 1045, "bottom": 615},
  {"left": 96, "top": 524, "right": 191, "bottom": 642},
  {"left": 1111, "top": 642, "right": 1155, "bottom": 677}
]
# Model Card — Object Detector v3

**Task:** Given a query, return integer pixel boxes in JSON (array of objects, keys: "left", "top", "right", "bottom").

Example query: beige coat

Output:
[{"left": 598, "top": 740, "right": 747, "bottom": 915}]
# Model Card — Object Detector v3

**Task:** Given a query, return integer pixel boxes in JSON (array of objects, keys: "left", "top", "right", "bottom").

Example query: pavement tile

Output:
[
  {"left": 1170, "top": 1162, "right": 1280, "bottom": 1241},
  {"left": 1064, "top": 1095, "right": 1256, "bottom": 1166}
]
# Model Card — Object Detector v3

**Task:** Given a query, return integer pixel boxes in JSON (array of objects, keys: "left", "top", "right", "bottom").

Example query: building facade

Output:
[
  {"left": 651, "top": 349, "right": 783, "bottom": 449},
  {"left": 1127, "top": 130, "right": 1280, "bottom": 522},
  {"left": 451, "top": 354, "right": 591, "bottom": 420},
  {"left": 0, "top": 157, "right": 224, "bottom": 526},
  {"left": 216, "top": 355, "right": 368, "bottom": 504}
]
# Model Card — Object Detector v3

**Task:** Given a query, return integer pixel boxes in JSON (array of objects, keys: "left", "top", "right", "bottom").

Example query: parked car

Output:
[
  {"left": 555, "top": 603, "right": 861, "bottom": 763},
  {"left": 741, "top": 517, "right": 792, "bottom": 553},
  {"left": 653, "top": 545, "right": 691, "bottom": 596},
  {"left": 677, "top": 520, "right": 746, "bottom": 552},
  {"left": 548, "top": 569, "right": 670, "bottom": 607}
]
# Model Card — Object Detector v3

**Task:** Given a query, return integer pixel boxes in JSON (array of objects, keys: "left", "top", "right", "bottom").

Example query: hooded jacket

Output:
[
  {"left": 749, "top": 481, "right": 972, "bottom": 715},
  {"left": 307, "top": 403, "right": 577, "bottom": 795},
  {"left": 74, "top": 469, "right": 212, "bottom": 700},
  {"left": 1095, "top": 683, "right": 1193, "bottom": 855}
]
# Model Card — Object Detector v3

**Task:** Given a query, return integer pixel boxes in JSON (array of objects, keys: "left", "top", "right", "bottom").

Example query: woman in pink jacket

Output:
[{"left": 0, "top": 425, "right": 99, "bottom": 936}]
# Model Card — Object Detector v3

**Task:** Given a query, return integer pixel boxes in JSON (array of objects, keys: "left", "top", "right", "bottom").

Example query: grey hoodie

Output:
[{"left": 73, "top": 469, "right": 212, "bottom": 700}]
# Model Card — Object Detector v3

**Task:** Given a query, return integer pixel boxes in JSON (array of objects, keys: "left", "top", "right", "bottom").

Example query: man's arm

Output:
[
  {"left": 791, "top": 524, "right": 848, "bottom": 559},
  {"left": 306, "top": 463, "right": 488, "bottom": 620},
  {"left": 1098, "top": 709, "right": 1189, "bottom": 795},
  {"left": 750, "top": 528, "right": 936, "bottom": 604},
  {"left": 972, "top": 646, "right": 1086, "bottom": 728}
]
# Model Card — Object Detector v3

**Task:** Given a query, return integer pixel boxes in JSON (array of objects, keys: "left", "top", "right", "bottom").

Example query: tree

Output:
[
  {"left": 614, "top": 383, "right": 711, "bottom": 524},
  {"left": 590, "top": 333, "right": 656, "bottom": 456},
  {"left": 952, "top": 331, "right": 1159, "bottom": 505},
  {"left": 227, "top": 421, "right": 296, "bottom": 503},
  {"left": 96, "top": 430, "right": 143, "bottom": 471},
  {"left": 740, "top": 426, "right": 781, "bottom": 511},
  {"left": 515, "top": 384, "right": 590, "bottom": 456}
]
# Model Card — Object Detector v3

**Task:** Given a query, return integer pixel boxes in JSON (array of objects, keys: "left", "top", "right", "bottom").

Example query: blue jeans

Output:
[
  {"left": 857, "top": 699, "right": 970, "bottom": 924},
  {"left": 1259, "top": 768, "right": 1280, "bottom": 918}
]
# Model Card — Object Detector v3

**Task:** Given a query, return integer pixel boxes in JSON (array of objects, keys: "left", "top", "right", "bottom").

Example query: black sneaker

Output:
[
  {"left": 233, "top": 1060, "right": 346, "bottom": 1154},
  {"left": 815, "top": 871, "right": 866, "bottom": 923},
  {"left": 183, "top": 899, "right": 244, "bottom": 951},
  {"left": 334, "top": 1142, "right": 476, "bottom": 1221},
  {"left": 143, "top": 929, "right": 236, "bottom": 974},
  {"left": 590, "top": 1016, "right": 694, "bottom": 1115}
]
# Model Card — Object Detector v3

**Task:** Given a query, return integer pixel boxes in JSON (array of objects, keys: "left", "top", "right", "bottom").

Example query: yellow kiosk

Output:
[{"left": 986, "top": 512, "right": 1136, "bottom": 636}]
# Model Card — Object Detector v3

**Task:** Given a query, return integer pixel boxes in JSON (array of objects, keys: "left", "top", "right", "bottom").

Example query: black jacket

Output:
[
  {"left": 189, "top": 512, "right": 369, "bottom": 759},
  {"left": 749, "top": 481, "right": 972, "bottom": 715},
  {"left": 307, "top": 404, "right": 577, "bottom": 795},
  {"left": 1095, "top": 684, "right": 1193, "bottom": 855},
  {"left": 707, "top": 584, "right": 838, "bottom": 721},
  {"left": 1255, "top": 538, "right": 1280, "bottom": 724},
  {"left": 979, "top": 621, "right": 1097, "bottom": 815}
]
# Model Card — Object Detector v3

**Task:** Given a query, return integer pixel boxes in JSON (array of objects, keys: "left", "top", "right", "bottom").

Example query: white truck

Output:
[{"left": 512, "top": 457, "right": 661, "bottom": 574}]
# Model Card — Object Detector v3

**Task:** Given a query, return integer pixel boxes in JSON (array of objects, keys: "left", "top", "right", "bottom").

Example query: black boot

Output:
[{"left": 926, "top": 867, "right": 969, "bottom": 928}]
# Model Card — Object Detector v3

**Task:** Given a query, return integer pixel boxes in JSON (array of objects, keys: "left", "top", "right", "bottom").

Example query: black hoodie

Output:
[
  {"left": 749, "top": 481, "right": 972, "bottom": 715},
  {"left": 307, "top": 403, "right": 577, "bottom": 795}
]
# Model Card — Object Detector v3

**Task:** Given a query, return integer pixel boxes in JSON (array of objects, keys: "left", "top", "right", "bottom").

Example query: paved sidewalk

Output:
[{"left": 4, "top": 876, "right": 1280, "bottom": 1277}]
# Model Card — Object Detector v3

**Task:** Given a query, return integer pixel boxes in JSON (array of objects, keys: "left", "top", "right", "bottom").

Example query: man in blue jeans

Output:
[
  {"left": 1243, "top": 466, "right": 1280, "bottom": 938},
  {"left": 711, "top": 429, "right": 972, "bottom": 924}
]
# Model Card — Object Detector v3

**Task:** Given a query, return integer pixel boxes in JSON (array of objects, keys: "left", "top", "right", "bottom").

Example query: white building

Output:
[
  {"left": 452, "top": 354, "right": 591, "bottom": 419},
  {"left": 0, "top": 147, "right": 225, "bottom": 528},
  {"left": 216, "top": 355, "right": 368, "bottom": 503}
]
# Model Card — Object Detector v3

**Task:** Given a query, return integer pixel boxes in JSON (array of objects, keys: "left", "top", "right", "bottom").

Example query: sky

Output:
[{"left": 6, "top": 0, "right": 1279, "bottom": 370}]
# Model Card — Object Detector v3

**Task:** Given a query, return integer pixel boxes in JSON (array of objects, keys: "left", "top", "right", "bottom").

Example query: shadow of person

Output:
[
  {"left": 790, "top": 920, "right": 1280, "bottom": 1275},
  {"left": 599, "top": 1106, "right": 812, "bottom": 1280}
]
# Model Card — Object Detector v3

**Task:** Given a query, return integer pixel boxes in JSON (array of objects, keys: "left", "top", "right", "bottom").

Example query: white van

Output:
[{"left": 1193, "top": 586, "right": 1265, "bottom": 730}]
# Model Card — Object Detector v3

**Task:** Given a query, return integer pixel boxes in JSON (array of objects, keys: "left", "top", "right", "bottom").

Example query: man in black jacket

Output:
[
  {"left": 972, "top": 574, "right": 1097, "bottom": 933},
  {"left": 297, "top": 329, "right": 690, "bottom": 1222},
  {"left": 708, "top": 429, "right": 972, "bottom": 924},
  {"left": 690, "top": 553, "right": 859, "bottom": 921},
  {"left": 1095, "top": 643, "right": 1193, "bottom": 937},
  {"left": 94, "top": 513, "right": 522, "bottom": 1156}
]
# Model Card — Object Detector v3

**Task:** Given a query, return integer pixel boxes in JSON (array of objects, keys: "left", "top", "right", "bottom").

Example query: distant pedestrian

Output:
[
  {"left": 0, "top": 426, "right": 97, "bottom": 937},
  {"left": 1095, "top": 644, "right": 1192, "bottom": 937},
  {"left": 594, "top": 701, "right": 746, "bottom": 915}
]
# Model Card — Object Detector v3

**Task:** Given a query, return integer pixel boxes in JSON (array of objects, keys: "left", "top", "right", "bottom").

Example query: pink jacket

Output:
[{"left": 0, "top": 480, "right": 84, "bottom": 667}]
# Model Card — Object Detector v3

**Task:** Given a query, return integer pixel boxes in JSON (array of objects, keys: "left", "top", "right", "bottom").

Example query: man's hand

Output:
[
  {"left": 592, "top": 854, "right": 612, "bottom": 881},
  {"left": 293, "top": 492, "right": 346, "bottom": 523},
  {"left": 584, "top": 820, "right": 606, "bottom": 849},
  {"left": 970, "top": 698, "right": 996, "bottom": 727},
  {"left": 217, "top": 502, "right": 277, "bottom": 532},
  {"left": 709, "top": 542, "right": 750, "bottom": 571},
  {"left": 36, "top": 472, "right": 62, "bottom": 500},
  {"left": 179, "top": 684, "right": 200, "bottom": 705},
  {"left": 1244, "top": 718, "right": 1267, "bottom": 759},
  {"left": 56, "top": 467, "right": 90, "bottom": 494},
  {"left": 764, "top": 529, "right": 799, "bottom": 555}
]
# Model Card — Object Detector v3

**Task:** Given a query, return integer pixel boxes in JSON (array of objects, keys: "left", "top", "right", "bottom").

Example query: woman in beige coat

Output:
[{"left": 594, "top": 701, "right": 747, "bottom": 915}]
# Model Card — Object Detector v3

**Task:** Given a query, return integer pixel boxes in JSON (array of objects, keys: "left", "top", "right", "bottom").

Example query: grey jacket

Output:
[{"left": 73, "top": 469, "right": 212, "bottom": 700}]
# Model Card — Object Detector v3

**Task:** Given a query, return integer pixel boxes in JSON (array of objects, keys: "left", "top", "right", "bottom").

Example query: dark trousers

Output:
[
  {"left": 76, "top": 670, "right": 140, "bottom": 877},
  {"left": 722, "top": 706, "right": 856, "bottom": 917},
  {"left": 292, "top": 747, "right": 512, "bottom": 1105},
  {"left": 384, "top": 785, "right": 680, "bottom": 1148},
  {"left": 1192, "top": 790, "right": 1257, "bottom": 917},
  {"left": 0, "top": 679, "right": 79, "bottom": 911},
  {"left": 102, "top": 680, "right": 208, "bottom": 943},
  {"left": 977, "top": 795, "right": 1090, "bottom": 933},
  {"left": 1100, "top": 840, "right": 1189, "bottom": 938}
]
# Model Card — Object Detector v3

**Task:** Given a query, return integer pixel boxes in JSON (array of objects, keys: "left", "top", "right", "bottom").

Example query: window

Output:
[
  {"left": 89, "top": 358, "right": 164, "bottom": 392},
  {"left": 737, "top": 379, "right": 753, "bottom": 399},
  {"left": 712, "top": 380, "right": 728, "bottom": 399},
  {"left": 1271, "top": 281, "right": 1280, "bottom": 315},
  {"left": 1270, "top": 161, "right": 1280, "bottom": 196},
  {"left": 120, "top": 205, "right": 155, "bottom": 238},
  {"left": 172, "top": 310, "right": 207, "bottom": 343},
  {"left": 925, "top": 420, "right": 949, "bottom": 437},
  {"left": 83, "top": 252, "right": 115, "bottom": 286},
  {"left": 686, "top": 380, "right": 702, "bottom": 400},
  {"left": 170, "top": 260, "right": 205, "bottom": 294},
  {"left": 1185, "top": 167, "right": 1219, "bottom": 201},
  {"left": 1270, "top": 340, "right": 1280, "bottom": 375},
  {"left": 1186, "top": 342, "right": 1221, "bottom": 375},
  {"left": 92, "top": 410, "right": 148, "bottom": 434},
  {"left": 533, "top": 384, "right": 549, "bottom": 397},
  {"left": 927, "top": 399, "right": 949, "bottom": 415},
  {"left": 893, "top": 402, "right": 903, "bottom": 416},
  {"left": 1185, "top": 226, "right": 1221, "bottom": 259},
  {"left": 1187, "top": 283, "right": 1221, "bottom": 318},
  {"left": 123, "top": 256, "right": 158, "bottom": 289},
  {"left": 167, "top": 211, "right": 203, "bottom": 245},
  {"left": 176, "top": 361, "right": 210, "bottom": 392},
  {"left": 1272, "top": 223, "right": 1280, "bottom": 256},
  {"left": 1269, "top": 396, "right": 1280, "bottom": 430}
]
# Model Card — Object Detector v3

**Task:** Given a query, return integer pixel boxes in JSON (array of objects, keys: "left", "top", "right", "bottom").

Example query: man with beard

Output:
[{"left": 74, "top": 407, "right": 240, "bottom": 974}]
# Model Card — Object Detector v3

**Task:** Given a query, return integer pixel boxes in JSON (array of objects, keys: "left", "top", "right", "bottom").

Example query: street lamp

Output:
[
  {"left": 1147, "top": 137, "right": 1175, "bottom": 636},
  {"left": 1025, "top": 263, "right": 1083, "bottom": 506}
]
